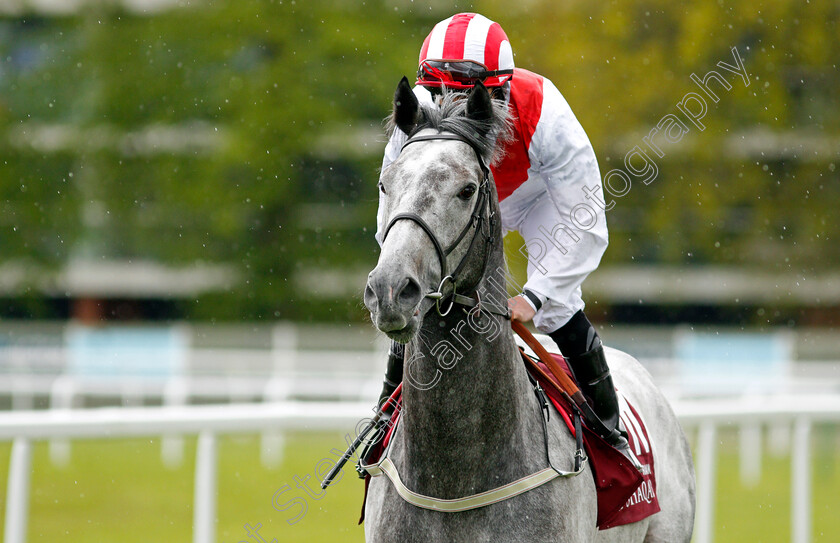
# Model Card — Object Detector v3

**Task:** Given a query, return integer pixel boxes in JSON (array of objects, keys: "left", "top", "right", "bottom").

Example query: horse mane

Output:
[{"left": 387, "top": 91, "right": 514, "bottom": 166}]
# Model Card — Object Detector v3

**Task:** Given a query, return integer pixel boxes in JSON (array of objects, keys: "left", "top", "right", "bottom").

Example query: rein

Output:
[
  {"left": 512, "top": 320, "right": 586, "bottom": 406},
  {"left": 381, "top": 133, "right": 508, "bottom": 319}
]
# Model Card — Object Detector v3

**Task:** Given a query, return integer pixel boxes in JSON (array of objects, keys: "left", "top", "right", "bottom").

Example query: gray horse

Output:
[{"left": 362, "top": 79, "right": 695, "bottom": 542}]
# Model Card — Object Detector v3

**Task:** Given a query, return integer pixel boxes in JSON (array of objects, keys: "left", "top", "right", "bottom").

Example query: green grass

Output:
[
  {"left": 0, "top": 427, "right": 838, "bottom": 542},
  {"left": 0, "top": 432, "right": 366, "bottom": 543},
  {"left": 708, "top": 425, "right": 840, "bottom": 542}
]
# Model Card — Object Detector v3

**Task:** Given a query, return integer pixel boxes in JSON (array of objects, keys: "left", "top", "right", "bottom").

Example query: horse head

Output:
[{"left": 364, "top": 77, "right": 510, "bottom": 343}]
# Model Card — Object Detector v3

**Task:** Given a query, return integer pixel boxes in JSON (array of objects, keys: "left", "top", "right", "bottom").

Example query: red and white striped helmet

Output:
[{"left": 416, "top": 13, "right": 514, "bottom": 89}]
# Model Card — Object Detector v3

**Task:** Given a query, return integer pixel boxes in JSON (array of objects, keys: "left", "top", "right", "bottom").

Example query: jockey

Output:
[{"left": 376, "top": 13, "right": 631, "bottom": 455}]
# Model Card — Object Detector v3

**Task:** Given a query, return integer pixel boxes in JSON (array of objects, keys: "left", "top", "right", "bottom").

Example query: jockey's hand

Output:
[{"left": 508, "top": 295, "right": 537, "bottom": 323}]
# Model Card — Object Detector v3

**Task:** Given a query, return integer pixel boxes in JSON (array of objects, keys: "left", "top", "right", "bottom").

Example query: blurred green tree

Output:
[{"left": 0, "top": 0, "right": 836, "bottom": 323}]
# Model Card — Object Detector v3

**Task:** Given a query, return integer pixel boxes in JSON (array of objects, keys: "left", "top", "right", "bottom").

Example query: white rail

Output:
[
  {"left": 0, "top": 402, "right": 371, "bottom": 543},
  {"left": 3, "top": 395, "right": 840, "bottom": 543},
  {"left": 674, "top": 394, "right": 840, "bottom": 543}
]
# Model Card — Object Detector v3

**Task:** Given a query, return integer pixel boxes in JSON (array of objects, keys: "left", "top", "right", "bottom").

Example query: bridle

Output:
[{"left": 380, "top": 132, "right": 509, "bottom": 319}]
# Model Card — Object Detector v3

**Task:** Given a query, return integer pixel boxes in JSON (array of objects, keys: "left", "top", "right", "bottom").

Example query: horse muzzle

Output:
[{"left": 364, "top": 265, "right": 424, "bottom": 341}]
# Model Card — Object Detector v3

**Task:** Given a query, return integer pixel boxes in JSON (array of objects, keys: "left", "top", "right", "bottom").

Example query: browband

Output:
[{"left": 401, "top": 133, "right": 489, "bottom": 178}]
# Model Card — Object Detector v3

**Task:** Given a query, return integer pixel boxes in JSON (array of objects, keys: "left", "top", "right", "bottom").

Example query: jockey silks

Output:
[{"left": 378, "top": 67, "right": 608, "bottom": 333}]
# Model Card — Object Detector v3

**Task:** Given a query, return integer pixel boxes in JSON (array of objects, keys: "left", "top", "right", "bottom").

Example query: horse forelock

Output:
[{"left": 387, "top": 91, "right": 514, "bottom": 167}]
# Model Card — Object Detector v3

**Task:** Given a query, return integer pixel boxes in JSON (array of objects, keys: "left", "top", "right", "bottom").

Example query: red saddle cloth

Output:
[
  {"left": 527, "top": 353, "right": 660, "bottom": 529},
  {"left": 359, "top": 353, "right": 660, "bottom": 530}
]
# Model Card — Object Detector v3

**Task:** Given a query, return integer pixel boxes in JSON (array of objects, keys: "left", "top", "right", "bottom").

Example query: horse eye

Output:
[
  {"left": 378, "top": 182, "right": 387, "bottom": 195},
  {"left": 457, "top": 184, "right": 476, "bottom": 200}
]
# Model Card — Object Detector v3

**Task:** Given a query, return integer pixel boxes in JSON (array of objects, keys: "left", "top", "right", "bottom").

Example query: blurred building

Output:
[{"left": 0, "top": 258, "right": 235, "bottom": 321}]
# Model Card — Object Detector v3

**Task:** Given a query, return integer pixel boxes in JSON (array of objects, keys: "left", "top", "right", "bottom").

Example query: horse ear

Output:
[
  {"left": 466, "top": 81, "right": 493, "bottom": 129},
  {"left": 394, "top": 76, "right": 420, "bottom": 136}
]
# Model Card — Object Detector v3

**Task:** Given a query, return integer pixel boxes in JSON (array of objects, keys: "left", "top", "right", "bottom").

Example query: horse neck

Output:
[{"left": 398, "top": 256, "right": 545, "bottom": 494}]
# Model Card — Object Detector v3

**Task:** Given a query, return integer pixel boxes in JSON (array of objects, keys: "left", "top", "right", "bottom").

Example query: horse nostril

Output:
[
  {"left": 397, "top": 276, "right": 422, "bottom": 309},
  {"left": 364, "top": 282, "right": 377, "bottom": 310}
]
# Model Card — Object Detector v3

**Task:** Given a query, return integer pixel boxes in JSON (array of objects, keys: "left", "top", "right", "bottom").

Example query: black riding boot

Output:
[
  {"left": 565, "top": 340, "right": 627, "bottom": 445},
  {"left": 377, "top": 341, "right": 405, "bottom": 413},
  {"left": 549, "top": 311, "right": 638, "bottom": 466}
]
